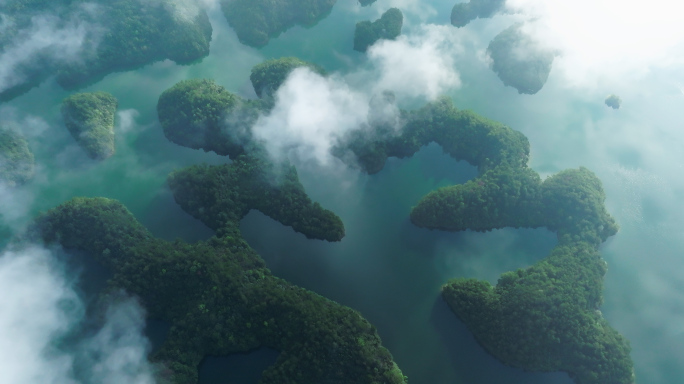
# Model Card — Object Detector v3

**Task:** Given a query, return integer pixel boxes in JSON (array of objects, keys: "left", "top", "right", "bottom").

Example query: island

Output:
[
  {"left": 451, "top": 0, "right": 505, "bottom": 27},
  {"left": 0, "top": 0, "right": 212, "bottom": 102},
  {"left": 250, "top": 57, "right": 326, "bottom": 99},
  {"left": 220, "top": 0, "right": 337, "bottom": 47},
  {"left": 61, "top": 91, "right": 118, "bottom": 160},
  {"left": 157, "top": 74, "right": 344, "bottom": 242},
  {"left": 157, "top": 58, "right": 323, "bottom": 157},
  {"left": 353, "top": 8, "right": 403, "bottom": 52},
  {"left": 605, "top": 94, "right": 622, "bottom": 109},
  {"left": 335, "top": 97, "right": 635, "bottom": 383},
  {"left": 0, "top": 127, "right": 35, "bottom": 187},
  {"left": 28, "top": 196, "right": 403, "bottom": 384},
  {"left": 358, "top": 0, "right": 377, "bottom": 6},
  {"left": 487, "top": 23, "right": 556, "bottom": 94}
]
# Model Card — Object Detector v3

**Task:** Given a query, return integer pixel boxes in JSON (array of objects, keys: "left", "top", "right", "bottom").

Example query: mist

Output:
[
  {"left": 0, "top": 245, "right": 157, "bottom": 384},
  {"left": 252, "top": 23, "right": 464, "bottom": 171}
]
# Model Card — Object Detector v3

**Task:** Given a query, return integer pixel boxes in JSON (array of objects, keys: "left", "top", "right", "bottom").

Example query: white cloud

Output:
[
  {"left": 252, "top": 68, "right": 370, "bottom": 167},
  {"left": 0, "top": 13, "right": 96, "bottom": 94},
  {"left": 367, "top": 24, "right": 463, "bottom": 101},
  {"left": 252, "top": 24, "right": 463, "bottom": 169},
  {"left": 0, "top": 245, "right": 158, "bottom": 384},
  {"left": 505, "top": 0, "right": 684, "bottom": 88}
]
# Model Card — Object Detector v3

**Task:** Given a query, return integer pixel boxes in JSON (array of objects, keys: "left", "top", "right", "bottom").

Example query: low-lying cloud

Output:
[
  {"left": 252, "top": 24, "right": 464, "bottom": 170},
  {"left": 0, "top": 245, "right": 157, "bottom": 384},
  {"left": 0, "top": 11, "right": 98, "bottom": 95},
  {"left": 504, "top": 0, "right": 684, "bottom": 88}
]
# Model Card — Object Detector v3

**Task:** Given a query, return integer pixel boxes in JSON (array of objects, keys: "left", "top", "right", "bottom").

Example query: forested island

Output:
[
  {"left": 0, "top": 126, "right": 34, "bottom": 186},
  {"left": 487, "top": 23, "right": 556, "bottom": 94},
  {"left": 157, "top": 57, "right": 323, "bottom": 157},
  {"left": 451, "top": 0, "right": 505, "bottom": 27},
  {"left": 0, "top": 0, "right": 212, "bottom": 102},
  {"left": 353, "top": 8, "right": 403, "bottom": 52},
  {"left": 605, "top": 94, "right": 622, "bottom": 109},
  {"left": 250, "top": 57, "right": 326, "bottom": 99},
  {"left": 61, "top": 91, "right": 118, "bottom": 160},
  {"left": 220, "top": 0, "right": 337, "bottom": 47}
]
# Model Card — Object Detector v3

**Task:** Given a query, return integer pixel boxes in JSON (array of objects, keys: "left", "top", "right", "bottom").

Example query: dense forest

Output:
[
  {"left": 28, "top": 197, "right": 402, "bottom": 384},
  {"left": 61, "top": 91, "right": 118, "bottom": 160},
  {"left": 353, "top": 8, "right": 403, "bottom": 52},
  {"left": 0, "top": 126, "right": 34, "bottom": 186},
  {"left": 220, "top": 0, "right": 337, "bottom": 47},
  {"left": 0, "top": 0, "right": 212, "bottom": 102}
]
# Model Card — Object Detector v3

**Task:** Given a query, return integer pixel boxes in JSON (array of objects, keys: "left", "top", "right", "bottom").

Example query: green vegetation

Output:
[
  {"left": 358, "top": 0, "right": 377, "bottom": 6},
  {"left": 337, "top": 96, "right": 530, "bottom": 174},
  {"left": 157, "top": 75, "right": 344, "bottom": 242},
  {"left": 487, "top": 23, "right": 556, "bottom": 95},
  {"left": 220, "top": 0, "right": 337, "bottom": 47},
  {"left": 0, "top": 127, "right": 34, "bottom": 186},
  {"left": 29, "top": 195, "right": 400, "bottom": 384},
  {"left": 605, "top": 94, "right": 621, "bottom": 109},
  {"left": 443, "top": 242, "right": 634, "bottom": 384},
  {"left": 250, "top": 57, "right": 326, "bottom": 99},
  {"left": 61, "top": 91, "right": 118, "bottom": 160},
  {"left": 353, "top": 8, "right": 403, "bottom": 52},
  {"left": 157, "top": 79, "right": 268, "bottom": 159},
  {"left": 451, "top": 0, "right": 505, "bottom": 27},
  {"left": 168, "top": 151, "right": 345, "bottom": 242},
  {"left": 0, "top": 0, "right": 212, "bottom": 102},
  {"left": 337, "top": 95, "right": 634, "bottom": 383}
]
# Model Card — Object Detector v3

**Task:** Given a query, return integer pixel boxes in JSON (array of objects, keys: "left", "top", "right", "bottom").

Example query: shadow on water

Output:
[
  {"left": 430, "top": 295, "right": 574, "bottom": 384},
  {"left": 198, "top": 348, "right": 280, "bottom": 384}
]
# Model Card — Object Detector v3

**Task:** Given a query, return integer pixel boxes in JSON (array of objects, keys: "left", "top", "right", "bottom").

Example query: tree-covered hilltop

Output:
[
  {"left": 336, "top": 96, "right": 530, "bottom": 174},
  {"left": 0, "top": 0, "right": 212, "bottom": 102},
  {"left": 451, "top": 0, "right": 505, "bottom": 27},
  {"left": 411, "top": 166, "right": 619, "bottom": 246},
  {"left": 61, "top": 91, "right": 118, "bottom": 160},
  {"left": 337, "top": 96, "right": 634, "bottom": 383},
  {"left": 250, "top": 57, "right": 326, "bottom": 99},
  {"left": 158, "top": 57, "right": 324, "bottom": 156},
  {"left": 487, "top": 23, "right": 556, "bottom": 95},
  {"left": 28, "top": 197, "right": 404, "bottom": 384},
  {"left": 157, "top": 79, "right": 268, "bottom": 159},
  {"left": 157, "top": 73, "right": 345, "bottom": 242},
  {"left": 443, "top": 242, "right": 634, "bottom": 384},
  {"left": 353, "top": 8, "right": 403, "bottom": 52},
  {"left": 0, "top": 127, "right": 35, "bottom": 186},
  {"left": 605, "top": 94, "right": 621, "bottom": 109},
  {"left": 168, "top": 152, "right": 345, "bottom": 242},
  {"left": 220, "top": 0, "right": 337, "bottom": 47}
]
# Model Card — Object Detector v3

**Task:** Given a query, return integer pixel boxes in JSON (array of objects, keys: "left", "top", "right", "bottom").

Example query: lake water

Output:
[{"left": 2, "top": 1, "right": 682, "bottom": 383}]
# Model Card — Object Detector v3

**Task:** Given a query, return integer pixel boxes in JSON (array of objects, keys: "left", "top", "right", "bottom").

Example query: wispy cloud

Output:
[
  {"left": 0, "top": 245, "right": 157, "bottom": 384},
  {"left": 252, "top": 24, "right": 464, "bottom": 171},
  {"left": 504, "top": 0, "right": 684, "bottom": 88}
]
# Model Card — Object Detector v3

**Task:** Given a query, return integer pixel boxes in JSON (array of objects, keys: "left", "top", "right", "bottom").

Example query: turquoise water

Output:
[{"left": 2, "top": 1, "right": 682, "bottom": 383}]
